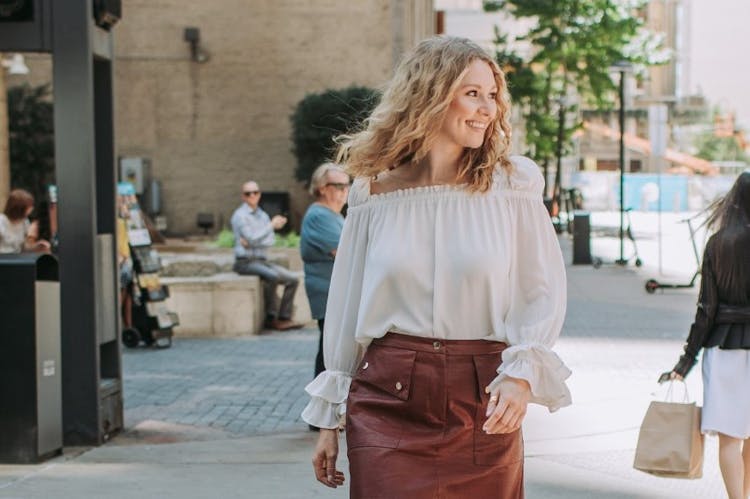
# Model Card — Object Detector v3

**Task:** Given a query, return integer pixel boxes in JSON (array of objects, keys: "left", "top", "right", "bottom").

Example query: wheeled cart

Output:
[{"left": 118, "top": 183, "right": 178, "bottom": 348}]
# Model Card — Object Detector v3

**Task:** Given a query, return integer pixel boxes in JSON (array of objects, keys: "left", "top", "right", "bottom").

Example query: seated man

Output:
[{"left": 231, "top": 181, "right": 302, "bottom": 331}]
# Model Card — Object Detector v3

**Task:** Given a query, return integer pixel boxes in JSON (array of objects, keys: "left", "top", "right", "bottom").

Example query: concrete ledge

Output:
[
  {"left": 163, "top": 272, "right": 313, "bottom": 337},
  {"left": 159, "top": 249, "right": 298, "bottom": 277},
  {"left": 163, "top": 273, "right": 265, "bottom": 337}
]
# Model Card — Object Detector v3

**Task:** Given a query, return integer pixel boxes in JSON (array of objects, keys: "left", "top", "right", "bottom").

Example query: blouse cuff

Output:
[
  {"left": 489, "top": 343, "right": 572, "bottom": 412},
  {"left": 301, "top": 370, "right": 352, "bottom": 429}
]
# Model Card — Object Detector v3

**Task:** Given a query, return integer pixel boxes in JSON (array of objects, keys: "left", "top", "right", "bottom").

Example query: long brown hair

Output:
[
  {"left": 704, "top": 171, "right": 750, "bottom": 302},
  {"left": 336, "top": 36, "right": 513, "bottom": 193}
]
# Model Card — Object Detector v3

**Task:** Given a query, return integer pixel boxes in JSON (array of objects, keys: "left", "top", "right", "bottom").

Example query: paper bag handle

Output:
[{"left": 664, "top": 380, "right": 690, "bottom": 403}]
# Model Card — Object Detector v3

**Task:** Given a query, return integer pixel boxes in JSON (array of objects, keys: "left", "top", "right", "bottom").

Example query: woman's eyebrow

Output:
[{"left": 461, "top": 83, "right": 498, "bottom": 91}]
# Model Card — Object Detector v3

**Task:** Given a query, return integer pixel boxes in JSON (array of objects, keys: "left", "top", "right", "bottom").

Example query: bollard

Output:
[{"left": 572, "top": 210, "right": 593, "bottom": 265}]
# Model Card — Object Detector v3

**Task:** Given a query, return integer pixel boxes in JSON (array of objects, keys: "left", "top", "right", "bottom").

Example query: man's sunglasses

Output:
[
  {"left": 243, "top": 191, "right": 260, "bottom": 196},
  {"left": 325, "top": 183, "right": 350, "bottom": 191}
]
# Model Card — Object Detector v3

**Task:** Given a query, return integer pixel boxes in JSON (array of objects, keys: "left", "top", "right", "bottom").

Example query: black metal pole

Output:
[
  {"left": 554, "top": 101, "right": 565, "bottom": 232},
  {"left": 618, "top": 69, "right": 626, "bottom": 265}
]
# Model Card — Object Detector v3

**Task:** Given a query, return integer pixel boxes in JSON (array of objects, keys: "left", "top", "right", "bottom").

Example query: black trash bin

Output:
[
  {"left": 0, "top": 253, "right": 62, "bottom": 463},
  {"left": 572, "top": 210, "right": 593, "bottom": 265}
]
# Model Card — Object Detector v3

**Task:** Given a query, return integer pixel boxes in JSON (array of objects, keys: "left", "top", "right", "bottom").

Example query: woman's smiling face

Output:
[{"left": 437, "top": 59, "right": 498, "bottom": 151}]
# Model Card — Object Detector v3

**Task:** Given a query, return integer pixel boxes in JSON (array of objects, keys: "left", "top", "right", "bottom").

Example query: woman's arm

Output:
[
  {"left": 670, "top": 244, "right": 718, "bottom": 377},
  {"left": 485, "top": 158, "right": 571, "bottom": 434}
]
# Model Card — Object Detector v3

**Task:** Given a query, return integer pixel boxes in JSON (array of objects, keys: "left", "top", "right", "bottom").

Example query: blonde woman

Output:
[{"left": 302, "top": 36, "right": 570, "bottom": 498}]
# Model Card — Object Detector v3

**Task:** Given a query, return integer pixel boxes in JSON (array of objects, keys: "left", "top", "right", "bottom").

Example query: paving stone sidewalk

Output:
[{"left": 123, "top": 332, "right": 318, "bottom": 437}]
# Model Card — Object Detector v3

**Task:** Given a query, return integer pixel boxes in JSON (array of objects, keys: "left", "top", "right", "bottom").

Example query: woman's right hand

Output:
[
  {"left": 34, "top": 239, "right": 51, "bottom": 252},
  {"left": 312, "top": 428, "right": 345, "bottom": 488},
  {"left": 658, "top": 370, "right": 684, "bottom": 383}
]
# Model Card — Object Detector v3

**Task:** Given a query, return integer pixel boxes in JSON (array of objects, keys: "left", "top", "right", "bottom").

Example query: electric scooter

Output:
[
  {"left": 592, "top": 208, "right": 643, "bottom": 269},
  {"left": 644, "top": 215, "right": 701, "bottom": 294}
]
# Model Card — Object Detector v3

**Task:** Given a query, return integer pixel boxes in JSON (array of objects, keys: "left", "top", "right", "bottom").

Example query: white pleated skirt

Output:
[{"left": 702, "top": 347, "right": 750, "bottom": 439}]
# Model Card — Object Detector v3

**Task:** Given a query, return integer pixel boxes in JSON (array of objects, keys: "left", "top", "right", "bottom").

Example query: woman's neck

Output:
[
  {"left": 315, "top": 199, "right": 341, "bottom": 213},
  {"left": 395, "top": 145, "right": 465, "bottom": 186}
]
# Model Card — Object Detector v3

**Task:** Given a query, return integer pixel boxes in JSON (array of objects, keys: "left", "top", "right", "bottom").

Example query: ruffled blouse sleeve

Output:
[
  {"left": 488, "top": 157, "right": 572, "bottom": 412},
  {"left": 301, "top": 177, "right": 370, "bottom": 429}
]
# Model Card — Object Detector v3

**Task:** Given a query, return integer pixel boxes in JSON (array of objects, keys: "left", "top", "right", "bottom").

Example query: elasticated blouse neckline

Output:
[{"left": 367, "top": 182, "right": 471, "bottom": 202}]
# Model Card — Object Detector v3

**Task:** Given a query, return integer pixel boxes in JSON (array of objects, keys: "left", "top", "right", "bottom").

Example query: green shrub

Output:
[
  {"left": 290, "top": 86, "right": 379, "bottom": 184},
  {"left": 214, "top": 228, "right": 235, "bottom": 248},
  {"left": 274, "top": 231, "right": 300, "bottom": 248},
  {"left": 8, "top": 84, "right": 55, "bottom": 205},
  {"left": 214, "top": 229, "right": 300, "bottom": 249}
]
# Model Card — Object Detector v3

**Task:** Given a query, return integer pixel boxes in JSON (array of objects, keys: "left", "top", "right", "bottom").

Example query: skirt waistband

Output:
[{"left": 371, "top": 332, "right": 507, "bottom": 355}]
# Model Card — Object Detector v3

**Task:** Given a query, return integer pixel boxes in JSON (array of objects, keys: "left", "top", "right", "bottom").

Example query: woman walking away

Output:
[
  {"left": 665, "top": 171, "right": 750, "bottom": 499},
  {"left": 301, "top": 35, "right": 571, "bottom": 498}
]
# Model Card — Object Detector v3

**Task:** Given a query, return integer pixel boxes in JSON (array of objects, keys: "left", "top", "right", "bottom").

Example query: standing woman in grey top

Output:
[
  {"left": 302, "top": 36, "right": 570, "bottom": 498},
  {"left": 300, "top": 163, "right": 350, "bottom": 412}
]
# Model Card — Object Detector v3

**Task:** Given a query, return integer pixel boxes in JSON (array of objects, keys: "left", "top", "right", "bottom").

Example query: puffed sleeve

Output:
[
  {"left": 488, "top": 156, "right": 572, "bottom": 412},
  {"left": 301, "top": 177, "right": 370, "bottom": 429}
]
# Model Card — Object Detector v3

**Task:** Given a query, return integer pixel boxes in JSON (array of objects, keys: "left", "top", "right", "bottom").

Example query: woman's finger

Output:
[
  {"left": 504, "top": 408, "right": 525, "bottom": 432},
  {"left": 484, "top": 397, "right": 509, "bottom": 432},
  {"left": 485, "top": 391, "right": 499, "bottom": 417},
  {"left": 312, "top": 454, "right": 328, "bottom": 485},
  {"left": 331, "top": 470, "right": 346, "bottom": 486},
  {"left": 325, "top": 454, "right": 338, "bottom": 487}
]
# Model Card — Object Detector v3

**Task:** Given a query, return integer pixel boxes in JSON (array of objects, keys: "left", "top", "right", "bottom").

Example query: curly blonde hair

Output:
[{"left": 336, "top": 35, "right": 513, "bottom": 193}]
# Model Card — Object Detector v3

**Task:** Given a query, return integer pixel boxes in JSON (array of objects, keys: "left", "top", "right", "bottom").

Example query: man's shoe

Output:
[{"left": 269, "top": 319, "right": 304, "bottom": 331}]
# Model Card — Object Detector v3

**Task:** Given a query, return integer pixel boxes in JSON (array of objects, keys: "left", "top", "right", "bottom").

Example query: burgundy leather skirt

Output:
[{"left": 346, "top": 333, "right": 524, "bottom": 499}]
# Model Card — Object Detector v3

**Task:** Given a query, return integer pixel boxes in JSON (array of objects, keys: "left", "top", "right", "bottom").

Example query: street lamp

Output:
[
  {"left": 610, "top": 60, "right": 633, "bottom": 266},
  {"left": 0, "top": 52, "right": 30, "bottom": 209}
]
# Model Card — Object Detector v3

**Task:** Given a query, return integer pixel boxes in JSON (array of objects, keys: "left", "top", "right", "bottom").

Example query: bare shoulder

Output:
[{"left": 369, "top": 169, "right": 407, "bottom": 195}]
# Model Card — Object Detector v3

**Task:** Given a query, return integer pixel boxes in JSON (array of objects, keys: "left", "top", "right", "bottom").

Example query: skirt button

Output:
[
  {"left": 362, "top": 362, "right": 369, "bottom": 370},
  {"left": 395, "top": 382, "right": 403, "bottom": 391},
  {"left": 433, "top": 341, "right": 441, "bottom": 350}
]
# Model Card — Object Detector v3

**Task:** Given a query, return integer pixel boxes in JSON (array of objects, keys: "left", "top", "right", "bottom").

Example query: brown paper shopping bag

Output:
[{"left": 633, "top": 398, "right": 704, "bottom": 479}]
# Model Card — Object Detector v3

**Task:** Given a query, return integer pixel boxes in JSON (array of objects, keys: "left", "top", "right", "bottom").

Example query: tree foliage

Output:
[
  {"left": 694, "top": 134, "right": 748, "bottom": 163},
  {"left": 8, "top": 83, "right": 55, "bottom": 204},
  {"left": 290, "top": 86, "right": 379, "bottom": 184},
  {"left": 485, "top": 0, "right": 668, "bottom": 196}
]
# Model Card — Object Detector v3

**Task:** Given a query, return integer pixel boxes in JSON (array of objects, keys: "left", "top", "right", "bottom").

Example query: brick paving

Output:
[{"left": 123, "top": 331, "right": 318, "bottom": 436}]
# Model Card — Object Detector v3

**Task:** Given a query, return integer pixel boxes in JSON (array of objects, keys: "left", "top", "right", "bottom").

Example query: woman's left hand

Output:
[{"left": 483, "top": 376, "right": 531, "bottom": 434}]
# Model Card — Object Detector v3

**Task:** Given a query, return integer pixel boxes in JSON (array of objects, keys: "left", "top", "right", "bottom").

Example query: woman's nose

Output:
[{"left": 480, "top": 95, "right": 495, "bottom": 112}]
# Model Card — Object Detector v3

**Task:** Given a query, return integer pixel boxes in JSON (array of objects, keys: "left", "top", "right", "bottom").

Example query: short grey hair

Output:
[{"left": 309, "top": 163, "right": 347, "bottom": 197}]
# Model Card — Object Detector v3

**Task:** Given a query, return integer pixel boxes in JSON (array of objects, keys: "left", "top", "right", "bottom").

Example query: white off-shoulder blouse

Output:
[{"left": 302, "top": 155, "right": 571, "bottom": 429}]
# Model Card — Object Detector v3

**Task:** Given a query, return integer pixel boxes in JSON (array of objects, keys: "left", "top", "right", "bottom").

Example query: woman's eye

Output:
[
  {"left": 467, "top": 90, "right": 478, "bottom": 97},
  {"left": 489, "top": 93, "right": 498, "bottom": 100}
]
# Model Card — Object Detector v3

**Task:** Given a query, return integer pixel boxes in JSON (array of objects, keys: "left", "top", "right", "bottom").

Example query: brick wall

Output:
[{"left": 113, "top": 0, "right": 434, "bottom": 234}]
